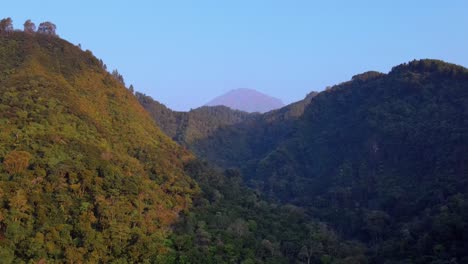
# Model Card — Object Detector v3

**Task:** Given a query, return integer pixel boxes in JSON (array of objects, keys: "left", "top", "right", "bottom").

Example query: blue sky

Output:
[{"left": 3, "top": 0, "right": 468, "bottom": 110}]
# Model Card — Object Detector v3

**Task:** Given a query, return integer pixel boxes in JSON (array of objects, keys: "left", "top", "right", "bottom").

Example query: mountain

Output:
[
  {"left": 3, "top": 27, "right": 467, "bottom": 263},
  {"left": 252, "top": 61, "right": 468, "bottom": 262},
  {"left": 205, "top": 88, "right": 285, "bottom": 113},
  {"left": 0, "top": 30, "right": 365, "bottom": 263},
  {"left": 0, "top": 31, "right": 200, "bottom": 262},
  {"left": 142, "top": 59, "right": 468, "bottom": 263}
]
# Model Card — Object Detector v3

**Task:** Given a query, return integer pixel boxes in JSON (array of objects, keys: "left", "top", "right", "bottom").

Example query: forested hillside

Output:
[
  {"left": 136, "top": 93, "right": 254, "bottom": 146},
  {"left": 171, "top": 160, "right": 366, "bottom": 263},
  {"left": 143, "top": 59, "right": 468, "bottom": 263},
  {"left": 0, "top": 31, "right": 199, "bottom": 262},
  {"left": 2, "top": 17, "right": 467, "bottom": 263},
  {"left": 254, "top": 60, "right": 468, "bottom": 262},
  {"left": 138, "top": 91, "right": 317, "bottom": 168},
  {"left": 0, "top": 27, "right": 365, "bottom": 263}
]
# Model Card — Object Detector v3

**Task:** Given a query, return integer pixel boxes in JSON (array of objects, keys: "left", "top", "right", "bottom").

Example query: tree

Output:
[
  {"left": 37, "top": 21, "right": 56, "bottom": 36},
  {"left": 111, "top": 69, "right": 125, "bottom": 86},
  {"left": 23, "top": 19, "right": 36, "bottom": 33},
  {"left": 227, "top": 218, "right": 249, "bottom": 237},
  {"left": 0, "top": 17, "right": 13, "bottom": 33},
  {"left": 129, "top": 84, "right": 134, "bottom": 93},
  {"left": 3, "top": 151, "right": 32, "bottom": 174}
]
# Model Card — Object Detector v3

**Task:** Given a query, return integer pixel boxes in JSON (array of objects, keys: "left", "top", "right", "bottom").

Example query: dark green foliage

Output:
[
  {"left": 143, "top": 59, "right": 468, "bottom": 263},
  {"left": 168, "top": 160, "right": 367, "bottom": 263},
  {"left": 137, "top": 92, "right": 255, "bottom": 146},
  {"left": 235, "top": 60, "right": 468, "bottom": 263},
  {"left": 138, "top": 91, "right": 317, "bottom": 169}
]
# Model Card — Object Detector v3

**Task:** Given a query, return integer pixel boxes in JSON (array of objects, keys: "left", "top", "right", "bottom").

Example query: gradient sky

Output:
[{"left": 3, "top": 0, "right": 468, "bottom": 110}]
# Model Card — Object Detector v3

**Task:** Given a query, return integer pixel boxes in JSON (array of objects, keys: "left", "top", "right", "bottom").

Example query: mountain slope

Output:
[
  {"left": 205, "top": 88, "right": 285, "bottom": 113},
  {"left": 171, "top": 160, "right": 367, "bottom": 263},
  {"left": 135, "top": 93, "right": 368, "bottom": 262},
  {"left": 136, "top": 93, "right": 255, "bottom": 145},
  {"left": 142, "top": 59, "right": 468, "bottom": 263},
  {"left": 138, "top": 91, "right": 317, "bottom": 169},
  {"left": 253, "top": 60, "right": 468, "bottom": 262},
  {"left": 0, "top": 30, "right": 365, "bottom": 264},
  {"left": 192, "top": 91, "right": 318, "bottom": 169},
  {"left": 0, "top": 32, "right": 197, "bottom": 262},
  {"left": 258, "top": 60, "right": 468, "bottom": 206}
]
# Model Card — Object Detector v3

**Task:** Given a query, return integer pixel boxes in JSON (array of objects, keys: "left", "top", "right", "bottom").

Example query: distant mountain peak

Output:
[{"left": 205, "top": 88, "right": 284, "bottom": 113}]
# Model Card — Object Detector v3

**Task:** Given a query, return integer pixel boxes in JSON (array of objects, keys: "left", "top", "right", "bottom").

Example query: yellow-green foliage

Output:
[
  {"left": 0, "top": 32, "right": 198, "bottom": 262},
  {"left": 3, "top": 150, "right": 31, "bottom": 174}
]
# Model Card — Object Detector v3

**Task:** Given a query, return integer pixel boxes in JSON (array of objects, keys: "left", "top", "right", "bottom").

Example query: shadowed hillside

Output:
[
  {"left": 252, "top": 60, "right": 468, "bottom": 262},
  {"left": 138, "top": 91, "right": 317, "bottom": 169},
  {"left": 136, "top": 93, "right": 255, "bottom": 145},
  {"left": 142, "top": 59, "right": 468, "bottom": 263}
]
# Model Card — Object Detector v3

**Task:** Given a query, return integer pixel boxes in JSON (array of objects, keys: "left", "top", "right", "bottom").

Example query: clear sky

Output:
[{"left": 2, "top": 0, "right": 468, "bottom": 110}]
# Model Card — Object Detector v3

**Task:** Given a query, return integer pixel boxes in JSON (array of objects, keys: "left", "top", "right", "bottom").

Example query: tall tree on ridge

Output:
[
  {"left": 37, "top": 21, "right": 57, "bottom": 36},
  {"left": 0, "top": 17, "right": 13, "bottom": 33},
  {"left": 23, "top": 19, "right": 36, "bottom": 33}
]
